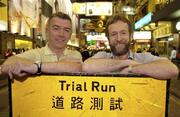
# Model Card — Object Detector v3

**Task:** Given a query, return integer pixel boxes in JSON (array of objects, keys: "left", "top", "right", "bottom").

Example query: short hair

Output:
[
  {"left": 172, "top": 46, "right": 176, "bottom": 50},
  {"left": 105, "top": 14, "right": 132, "bottom": 39},
  {"left": 47, "top": 12, "right": 72, "bottom": 27}
]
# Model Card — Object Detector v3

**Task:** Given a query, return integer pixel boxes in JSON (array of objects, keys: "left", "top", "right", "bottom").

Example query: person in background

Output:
[
  {"left": 35, "top": 44, "right": 41, "bottom": 49},
  {"left": 136, "top": 48, "right": 142, "bottom": 53},
  {"left": 80, "top": 46, "right": 90, "bottom": 62},
  {"left": 4, "top": 49, "right": 13, "bottom": 59},
  {"left": 82, "top": 14, "right": 178, "bottom": 80},
  {"left": 169, "top": 46, "right": 177, "bottom": 60},
  {"left": 0, "top": 12, "right": 82, "bottom": 79},
  {"left": 150, "top": 47, "right": 159, "bottom": 56},
  {"left": 142, "top": 47, "right": 148, "bottom": 53}
]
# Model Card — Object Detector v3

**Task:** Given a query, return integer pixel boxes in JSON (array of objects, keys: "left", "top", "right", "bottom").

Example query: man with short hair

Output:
[
  {"left": 0, "top": 12, "right": 82, "bottom": 79},
  {"left": 82, "top": 14, "right": 178, "bottom": 79}
]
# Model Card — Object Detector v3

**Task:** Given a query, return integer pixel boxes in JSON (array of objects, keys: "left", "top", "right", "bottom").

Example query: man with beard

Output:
[
  {"left": 0, "top": 12, "right": 82, "bottom": 79},
  {"left": 82, "top": 14, "right": 178, "bottom": 80}
]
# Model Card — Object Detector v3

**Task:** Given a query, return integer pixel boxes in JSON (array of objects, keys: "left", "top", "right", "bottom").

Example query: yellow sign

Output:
[
  {"left": 15, "top": 39, "right": 32, "bottom": 49},
  {"left": 11, "top": 76, "right": 167, "bottom": 117}
]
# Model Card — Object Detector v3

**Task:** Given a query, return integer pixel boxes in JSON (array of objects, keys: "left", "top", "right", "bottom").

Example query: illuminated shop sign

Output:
[
  {"left": 72, "top": 3, "right": 86, "bottom": 14},
  {"left": 176, "top": 21, "right": 180, "bottom": 31},
  {"left": 86, "top": 2, "right": 112, "bottom": 16},
  {"left": 0, "top": 20, "right": 7, "bottom": 31},
  {"left": 87, "top": 33, "right": 108, "bottom": 41},
  {"left": 135, "top": 12, "right": 153, "bottom": 30},
  {"left": 133, "top": 31, "right": 151, "bottom": 40},
  {"left": 15, "top": 39, "right": 33, "bottom": 49},
  {"left": 73, "top": 2, "right": 112, "bottom": 16}
]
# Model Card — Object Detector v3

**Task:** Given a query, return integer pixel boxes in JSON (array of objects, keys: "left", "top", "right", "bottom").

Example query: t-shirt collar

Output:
[
  {"left": 44, "top": 44, "right": 67, "bottom": 56},
  {"left": 110, "top": 51, "right": 134, "bottom": 60}
]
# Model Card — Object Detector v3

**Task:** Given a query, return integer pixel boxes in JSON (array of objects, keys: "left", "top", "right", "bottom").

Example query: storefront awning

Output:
[{"left": 152, "top": 0, "right": 180, "bottom": 22}]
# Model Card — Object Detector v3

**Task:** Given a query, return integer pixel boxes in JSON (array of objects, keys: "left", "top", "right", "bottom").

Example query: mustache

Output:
[
  {"left": 115, "top": 41, "right": 128, "bottom": 45},
  {"left": 110, "top": 43, "right": 130, "bottom": 56}
]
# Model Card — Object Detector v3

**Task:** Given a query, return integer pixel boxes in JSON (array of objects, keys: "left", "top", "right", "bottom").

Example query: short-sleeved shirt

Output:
[
  {"left": 17, "top": 45, "right": 82, "bottom": 62},
  {"left": 92, "top": 51, "right": 166, "bottom": 64},
  {"left": 170, "top": 50, "right": 177, "bottom": 60}
]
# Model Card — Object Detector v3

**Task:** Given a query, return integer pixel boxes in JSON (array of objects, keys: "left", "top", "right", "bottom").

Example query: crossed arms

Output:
[
  {"left": 0, "top": 55, "right": 178, "bottom": 80},
  {"left": 82, "top": 58, "right": 178, "bottom": 80},
  {"left": 0, "top": 56, "right": 81, "bottom": 79}
]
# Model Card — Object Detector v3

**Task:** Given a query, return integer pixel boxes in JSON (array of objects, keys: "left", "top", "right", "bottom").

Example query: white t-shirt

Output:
[{"left": 169, "top": 50, "right": 177, "bottom": 60}]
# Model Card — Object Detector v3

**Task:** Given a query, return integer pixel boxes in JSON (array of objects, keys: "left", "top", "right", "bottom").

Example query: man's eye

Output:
[
  {"left": 52, "top": 27, "right": 59, "bottom": 30},
  {"left": 110, "top": 33, "right": 117, "bottom": 36},
  {"left": 65, "top": 29, "right": 71, "bottom": 32},
  {"left": 121, "top": 32, "right": 126, "bottom": 35},
  {"left": 121, "top": 31, "right": 128, "bottom": 34}
]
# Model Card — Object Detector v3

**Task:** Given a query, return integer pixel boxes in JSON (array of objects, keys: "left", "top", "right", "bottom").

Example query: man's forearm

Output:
[
  {"left": 82, "top": 58, "right": 131, "bottom": 73},
  {"left": 131, "top": 59, "right": 178, "bottom": 79},
  {"left": 25, "top": 61, "right": 82, "bottom": 74},
  {"left": 1, "top": 56, "right": 33, "bottom": 77},
  {"left": 2, "top": 56, "right": 33, "bottom": 65},
  {"left": 41, "top": 61, "right": 82, "bottom": 74}
]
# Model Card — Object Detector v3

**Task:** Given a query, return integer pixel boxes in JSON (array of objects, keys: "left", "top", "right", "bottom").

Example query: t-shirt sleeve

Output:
[
  {"left": 16, "top": 49, "right": 40, "bottom": 61},
  {"left": 91, "top": 51, "right": 111, "bottom": 59},
  {"left": 134, "top": 52, "right": 167, "bottom": 63}
]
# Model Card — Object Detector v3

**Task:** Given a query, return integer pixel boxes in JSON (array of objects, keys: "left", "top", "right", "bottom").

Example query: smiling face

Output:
[
  {"left": 108, "top": 21, "right": 130, "bottom": 56},
  {"left": 46, "top": 17, "right": 72, "bottom": 51}
]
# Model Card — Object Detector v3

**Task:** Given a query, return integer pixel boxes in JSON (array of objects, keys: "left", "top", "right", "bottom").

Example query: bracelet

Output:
[{"left": 34, "top": 62, "right": 42, "bottom": 74}]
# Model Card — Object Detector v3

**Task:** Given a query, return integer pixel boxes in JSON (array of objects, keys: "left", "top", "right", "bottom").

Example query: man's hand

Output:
[
  {"left": 1, "top": 58, "right": 35, "bottom": 79},
  {"left": 119, "top": 60, "right": 141, "bottom": 74}
]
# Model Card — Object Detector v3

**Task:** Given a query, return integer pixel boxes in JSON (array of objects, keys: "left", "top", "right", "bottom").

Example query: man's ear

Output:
[{"left": 45, "top": 19, "right": 49, "bottom": 32}]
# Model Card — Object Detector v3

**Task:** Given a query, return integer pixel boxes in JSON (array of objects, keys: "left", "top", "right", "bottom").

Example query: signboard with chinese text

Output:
[
  {"left": 133, "top": 31, "right": 151, "bottom": 40},
  {"left": 11, "top": 75, "right": 167, "bottom": 117}
]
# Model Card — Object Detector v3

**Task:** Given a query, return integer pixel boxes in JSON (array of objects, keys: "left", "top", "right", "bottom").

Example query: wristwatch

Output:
[{"left": 34, "top": 61, "right": 42, "bottom": 74}]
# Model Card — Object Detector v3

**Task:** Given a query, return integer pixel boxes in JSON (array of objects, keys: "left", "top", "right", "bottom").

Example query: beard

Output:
[{"left": 110, "top": 42, "right": 130, "bottom": 56}]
